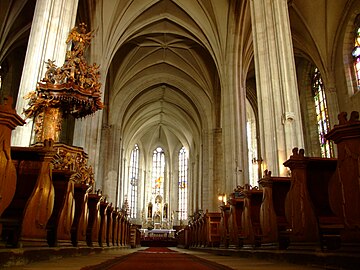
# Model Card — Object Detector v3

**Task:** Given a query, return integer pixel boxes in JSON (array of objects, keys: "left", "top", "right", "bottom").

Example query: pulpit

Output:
[{"left": 21, "top": 23, "right": 103, "bottom": 248}]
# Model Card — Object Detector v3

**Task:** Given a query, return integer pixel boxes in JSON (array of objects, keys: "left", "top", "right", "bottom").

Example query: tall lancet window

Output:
[
  {"left": 152, "top": 147, "right": 165, "bottom": 197},
  {"left": 129, "top": 144, "right": 139, "bottom": 218},
  {"left": 311, "top": 67, "right": 333, "bottom": 158},
  {"left": 352, "top": 14, "right": 360, "bottom": 91},
  {"left": 246, "top": 99, "right": 258, "bottom": 187},
  {"left": 178, "top": 147, "right": 188, "bottom": 220}
]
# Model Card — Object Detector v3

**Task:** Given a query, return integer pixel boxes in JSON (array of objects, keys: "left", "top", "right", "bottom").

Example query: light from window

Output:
[
  {"left": 352, "top": 15, "right": 360, "bottom": 91},
  {"left": 178, "top": 147, "right": 188, "bottom": 220},
  {"left": 311, "top": 67, "right": 333, "bottom": 158},
  {"left": 152, "top": 147, "right": 165, "bottom": 197},
  {"left": 129, "top": 144, "right": 139, "bottom": 218},
  {"left": 246, "top": 99, "right": 258, "bottom": 187}
]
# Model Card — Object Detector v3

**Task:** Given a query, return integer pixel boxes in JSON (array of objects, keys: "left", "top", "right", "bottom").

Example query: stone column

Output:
[
  {"left": 249, "top": 0, "right": 304, "bottom": 176},
  {"left": 12, "top": 0, "right": 78, "bottom": 146},
  {"left": 99, "top": 124, "right": 122, "bottom": 205},
  {"left": 212, "top": 128, "right": 223, "bottom": 211}
]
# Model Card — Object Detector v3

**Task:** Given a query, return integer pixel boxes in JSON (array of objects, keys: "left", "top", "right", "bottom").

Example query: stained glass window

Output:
[
  {"left": 311, "top": 67, "right": 333, "bottom": 158},
  {"left": 129, "top": 144, "right": 139, "bottom": 218},
  {"left": 152, "top": 147, "right": 165, "bottom": 197},
  {"left": 178, "top": 147, "right": 188, "bottom": 220},
  {"left": 352, "top": 15, "right": 360, "bottom": 91}
]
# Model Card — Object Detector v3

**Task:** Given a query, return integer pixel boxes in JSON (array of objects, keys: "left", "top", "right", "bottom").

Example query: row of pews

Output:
[
  {"left": 178, "top": 110, "right": 360, "bottom": 251},
  {"left": 0, "top": 97, "right": 138, "bottom": 249}
]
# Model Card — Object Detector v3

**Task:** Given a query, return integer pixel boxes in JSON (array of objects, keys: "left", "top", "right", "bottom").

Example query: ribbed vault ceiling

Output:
[{"left": 104, "top": 0, "right": 223, "bottom": 152}]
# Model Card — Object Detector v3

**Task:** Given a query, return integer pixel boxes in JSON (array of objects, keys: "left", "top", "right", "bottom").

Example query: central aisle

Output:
[
  {"left": 81, "top": 247, "right": 232, "bottom": 270},
  {"left": 4, "top": 247, "right": 322, "bottom": 270}
]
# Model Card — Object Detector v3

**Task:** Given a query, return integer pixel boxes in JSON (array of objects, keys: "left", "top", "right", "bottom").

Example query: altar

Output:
[
  {"left": 140, "top": 228, "right": 177, "bottom": 247},
  {"left": 142, "top": 195, "right": 174, "bottom": 230},
  {"left": 140, "top": 195, "right": 177, "bottom": 246},
  {"left": 140, "top": 228, "right": 176, "bottom": 239}
]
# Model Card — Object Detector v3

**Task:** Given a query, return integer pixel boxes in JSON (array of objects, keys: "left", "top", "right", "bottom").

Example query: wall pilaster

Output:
[
  {"left": 250, "top": 0, "right": 304, "bottom": 176},
  {"left": 12, "top": 0, "right": 78, "bottom": 146}
]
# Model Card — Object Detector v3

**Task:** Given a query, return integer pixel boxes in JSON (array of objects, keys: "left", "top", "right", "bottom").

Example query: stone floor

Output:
[{"left": 1, "top": 247, "right": 336, "bottom": 270}]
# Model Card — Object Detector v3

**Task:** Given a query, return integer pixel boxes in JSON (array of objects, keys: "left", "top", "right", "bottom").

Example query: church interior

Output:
[{"left": 0, "top": 0, "right": 360, "bottom": 269}]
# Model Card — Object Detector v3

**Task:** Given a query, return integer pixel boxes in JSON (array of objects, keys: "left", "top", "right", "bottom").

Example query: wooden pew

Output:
[
  {"left": 199, "top": 216, "right": 205, "bottom": 247},
  {"left": 1, "top": 140, "right": 56, "bottom": 247},
  {"left": 240, "top": 184, "right": 263, "bottom": 247},
  {"left": 118, "top": 211, "right": 125, "bottom": 246},
  {"left": 189, "top": 216, "right": 197, "bottom": 247},
  {"left": 98, "top": 199, "right": 109, "bottom": 247},
  {"left": 258, "top": 170, "right": 291, "bottom": 249},
  {"left": 112, "top": 208, "right": 119, "bottom": 246},
  {"left": 228, "top": 188, "right": 246, "bottom": 248},
  {"left": 129, "top": 224, "right": 141, "bottom": 248},
  {"left": 106, "top": 203, "right": 113, "bottom": 246},
  {"left": 0, "top": 96, "right": 25, "bottom": 238},
  {"left": 284, "top": 148, "right": 343, "bottom": 250},
  {"left": 204, "top": 211, "right": 221, "bottom": 247},
  {"left": 71, "top": 183, "right": 91, "bottom": 247},
  {"left": 187, "top": 211, "right": 202, "bottom": 247},
  {"left": 192, "top": 219, "right": 198, "bottom": 247},
  {"left": 176, "top": 227, "right": 189, "bottom": 248},
  {"left": 119, "top": 210, "right": 128, "bottom": 246},
  {"left": 187, "top": 221, "right": 194, "bottom": 247},
  {"left": 124, "top": 217, "right": 131, "bottom": 246},
  {"left": 46, "top": 169, "right": 75, "bottom": 247},
  {"left": 326, "top": 111, "right": 360, "bottom": 244},
  {"left": 86, "top": 192, "right": 101, "bottom": 247},
  {"left": 219, "top": 204, "right": 230, "bottom": 248}
]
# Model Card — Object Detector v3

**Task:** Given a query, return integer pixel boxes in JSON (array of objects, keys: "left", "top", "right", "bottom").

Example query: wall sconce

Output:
[
  {"left": 252, "top": 157, "right": 263, "bottom": 165},
  {"left": 218, "top": 193, "right": 227, "bottom": 205},
  {"left": 252, "top": 157, "right": 264, "bottom": 179}
]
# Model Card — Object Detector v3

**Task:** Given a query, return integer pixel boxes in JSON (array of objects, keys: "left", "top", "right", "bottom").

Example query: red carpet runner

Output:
[{"left": 81, "top": 247, "right": 233, "bottom": 270}]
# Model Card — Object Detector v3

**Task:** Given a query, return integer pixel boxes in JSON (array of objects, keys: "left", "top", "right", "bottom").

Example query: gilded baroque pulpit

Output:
[{"left": 23, "top": 23, "right": 103, "bottom": 247}]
